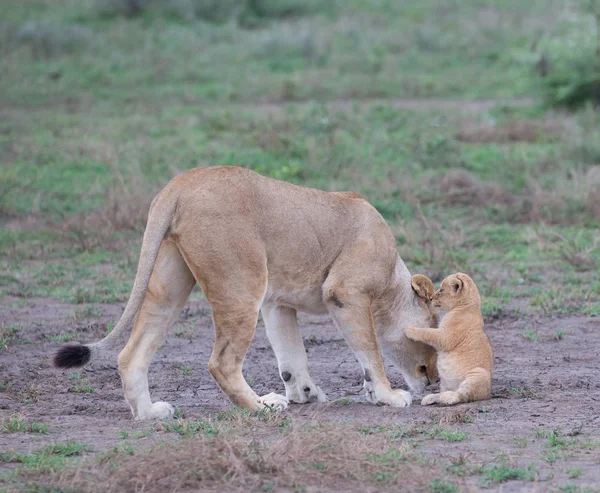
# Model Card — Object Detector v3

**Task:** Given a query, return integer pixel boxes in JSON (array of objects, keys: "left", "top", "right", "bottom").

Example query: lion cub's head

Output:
[{"left": 432, "top": 273, "right": 481, "bottom": 311}]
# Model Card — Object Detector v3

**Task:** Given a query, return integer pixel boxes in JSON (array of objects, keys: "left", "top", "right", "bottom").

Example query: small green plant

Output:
[
  {"left": 331, "top": 396, "right": 351, "bottom": 405},
  {"left": 520, "top": 328, "right": 537, "bottom": 342},
  {"left": 428, "top": 479, "right": 458, "bottom": 493},
  {"left": 68, "top": 372, "right": 81, "bottom": 380},
  {"left": 509, "top": 385, "right": 538, "bottom": 398},
  {"left": 15, "top": 384, "right": 43, "bottom": 404},
  {"left": 176, "top": 363, "right": 193, "bottom": 376},
  {"left": 1, "top": 324, "right": 20, "bottom": 349},
  {"left": 554, "top": 330, "right": 565, "bottom": 340},
  {"left": 543, "top": 449, "right": 558, "bottom": 464},
  {"left": 446, "top": 456, "right": 468, "bottom": 477},
  {"left": 118, "top": 431, "right": 130, "bottom": 439},
  {"left": 367, "top": 448, "right": 407, "bottom": 467},
  {"left": 515, "top": 437, "right": 528, "bottom": 448},
  {"left": 567, "top": 468, "right": 583, "bottom": 479},
  {"left": 559, "top": 484, "right": 578, "bottom": 493},
  {"left": 1, "top": 414, "right": 48, "bottom": 434},
  {"left": 73, "top": 305, "right": 102, "bottom": 321},
  {"left": 97, "top": 442, "right": 135, "bottom": 465},
  {"left": 69, "top": 383, "right": 95, "bottom": 393},
  {"left": 372, "top": 471, "right": 396, "bottom": 482}
]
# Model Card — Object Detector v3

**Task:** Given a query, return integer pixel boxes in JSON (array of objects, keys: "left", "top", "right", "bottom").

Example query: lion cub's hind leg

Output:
[
  {"left": 262, "top": 304, "right": 326, "bottom": 404},
  {"left": 439, "top": 368, "right": 491, "bottom": 406},
  {"left": 118, "top": 240, "right": 196, "bottom": 421}
]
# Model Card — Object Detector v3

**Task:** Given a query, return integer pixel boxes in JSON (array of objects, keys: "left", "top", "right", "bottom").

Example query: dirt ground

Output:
[{"left": 1, "top": 294, "right": 599, "bottom": 491}]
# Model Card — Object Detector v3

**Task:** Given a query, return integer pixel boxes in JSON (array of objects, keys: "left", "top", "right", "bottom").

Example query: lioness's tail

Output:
[{"left": 54, "top": 188, "right": 178, "bottom": 369}]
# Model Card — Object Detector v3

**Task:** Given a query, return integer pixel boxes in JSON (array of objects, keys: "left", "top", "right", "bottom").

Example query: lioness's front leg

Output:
[
  {"left": 262, "top": 304, "right": 326, "bottom": 404},
  {"left": 325, "top": 287, "right": 411, "bottom": 408}
]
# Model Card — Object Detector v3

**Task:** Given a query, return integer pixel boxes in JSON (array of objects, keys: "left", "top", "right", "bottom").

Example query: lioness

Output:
[
  {"left": 405, "top": 273, "right": 493, "bottom": 406},
  {"left": 55, "top": 166, "right": 438, "bottom": 420}
]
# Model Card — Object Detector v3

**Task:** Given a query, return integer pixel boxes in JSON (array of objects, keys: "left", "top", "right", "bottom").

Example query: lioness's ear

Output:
[
  {"left": 450, "top": 276, "right": 464, "bottom": 294},
  {"left": 411, "top": 274, "right": 435, "bottom": 300}
]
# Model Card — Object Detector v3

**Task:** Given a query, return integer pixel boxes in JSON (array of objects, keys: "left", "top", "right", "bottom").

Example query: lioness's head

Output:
[
  {"left": 378, "top": 273, "right": 440, "bottom": 393},
  {"left": 432, "top": 272, "right": 481, "bottom": 311},
  {"left": 407, "top": 274, "right": 439, "bottom": 386}
]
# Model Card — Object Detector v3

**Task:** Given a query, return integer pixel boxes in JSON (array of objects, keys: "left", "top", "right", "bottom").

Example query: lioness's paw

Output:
[
  {"left": 135, "top": 401, "right": 175, "bottom": 421},
  {"left": 286, "top": 378, "right": 327, "bottom": 404},
  {"left": 439, "top": 391, "right": 461, "bottom": 406},
  {"left": 258, "top": 392, "right": 289, "bottom": 411},
  {"left": 421, "top": 393, "right": 440, "bottom": 406},
  {"left": 367, "top": 388, "right": 412, "bottom": 408},
  {"left": 385, "top": 389, "right": 412, "bottom": 407}
]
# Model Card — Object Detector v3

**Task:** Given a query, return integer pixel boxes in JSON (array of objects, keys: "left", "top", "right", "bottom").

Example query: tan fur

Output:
[
  {"left": 405, "top": 273, "right": 493, "bottom": 406},
  {"left": 57, "top": 166, "right": 438, "bottom": 420}
]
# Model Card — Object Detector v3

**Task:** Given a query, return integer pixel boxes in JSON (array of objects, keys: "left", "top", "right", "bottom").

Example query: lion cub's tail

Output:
[{"left": 53, "top": 188, "right": 178, "bottom": 369}]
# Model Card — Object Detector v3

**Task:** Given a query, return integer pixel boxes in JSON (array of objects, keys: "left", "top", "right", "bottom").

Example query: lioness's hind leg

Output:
[
  {"left": 262, "top": 304, "right": 326, "bottom": 404},
  {"left": 208, "top": 303, "right": 288, "bottom": 411},
  {"left": 118, "top": 240, "right": 195, "bottom": 421}
]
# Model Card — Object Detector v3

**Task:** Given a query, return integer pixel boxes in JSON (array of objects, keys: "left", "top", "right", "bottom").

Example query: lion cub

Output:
[{"left": 405, "top": 273, "right": 493, "bottom": 406}]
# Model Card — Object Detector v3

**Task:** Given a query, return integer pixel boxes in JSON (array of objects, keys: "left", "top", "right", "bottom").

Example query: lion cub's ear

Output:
[
  {"left": 411, "top": 274, "right": 435, "bottom": 301},
  {"left": 450, "top": 275, "right": 464, "bottom": 294}
]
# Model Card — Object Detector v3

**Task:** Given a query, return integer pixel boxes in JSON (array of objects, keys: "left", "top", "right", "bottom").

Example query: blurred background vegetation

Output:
[{"left": 1, "top": 0, "right": 599, "bottom": 316}]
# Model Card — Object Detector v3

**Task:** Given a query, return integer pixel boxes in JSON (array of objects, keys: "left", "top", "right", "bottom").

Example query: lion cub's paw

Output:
[
  {"left": 286, "top": 378, "right": 327, "bottom": 404},
  {"left": 258, "top": 392, "right": 289, "bottom": 411},
  {"left": 421, "top": 393, "right": 441, "bottom": 406},
  {"left": 135, "top": 401, "right": 175, "bottom": 421},
  {"left": 439, "top": 391, "right": 462, "bottom": 406},
  {"left": 404, "top": 327, "right": 419, "bottom": 340}
]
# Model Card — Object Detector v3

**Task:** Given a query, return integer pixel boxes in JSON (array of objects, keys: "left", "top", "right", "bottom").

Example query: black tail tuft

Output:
[{"left": 54, "top": 345, "right": 91, "bottom": 369}]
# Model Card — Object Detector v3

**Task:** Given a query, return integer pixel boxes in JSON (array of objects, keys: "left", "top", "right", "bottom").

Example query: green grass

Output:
[
  {"left": 479, "top": 461, "right": 537, "bottom": 486},
  {"left": 1, "top": 415, "right": 48, "bottom": 434},
  {"left": 0, "top": 441, "right": 90, "bottom": 473},
  {"left": 425, "top": 428, "right": 469, "bottom": 443},
  {"left": 0, "top": 324, "right": 20, "bottom": 350},
  {"left": 428, "top": 479, "right": 458, "bottom": 493},
  {"left": 158, "top": 418, "right": 219, "bottom": 437},
  {"left": 45, "top": 331, "right": 79, "bottom": 343}
]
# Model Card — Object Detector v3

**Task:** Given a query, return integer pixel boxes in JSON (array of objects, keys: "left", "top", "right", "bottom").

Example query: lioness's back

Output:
[{"left": 169, "top": 166, "right": 395, "bottom": 265}]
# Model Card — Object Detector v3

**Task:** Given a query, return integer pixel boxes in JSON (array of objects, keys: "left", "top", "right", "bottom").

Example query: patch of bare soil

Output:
[{"left": 1, "top": 295, "right": 599, "bottom": 491}]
